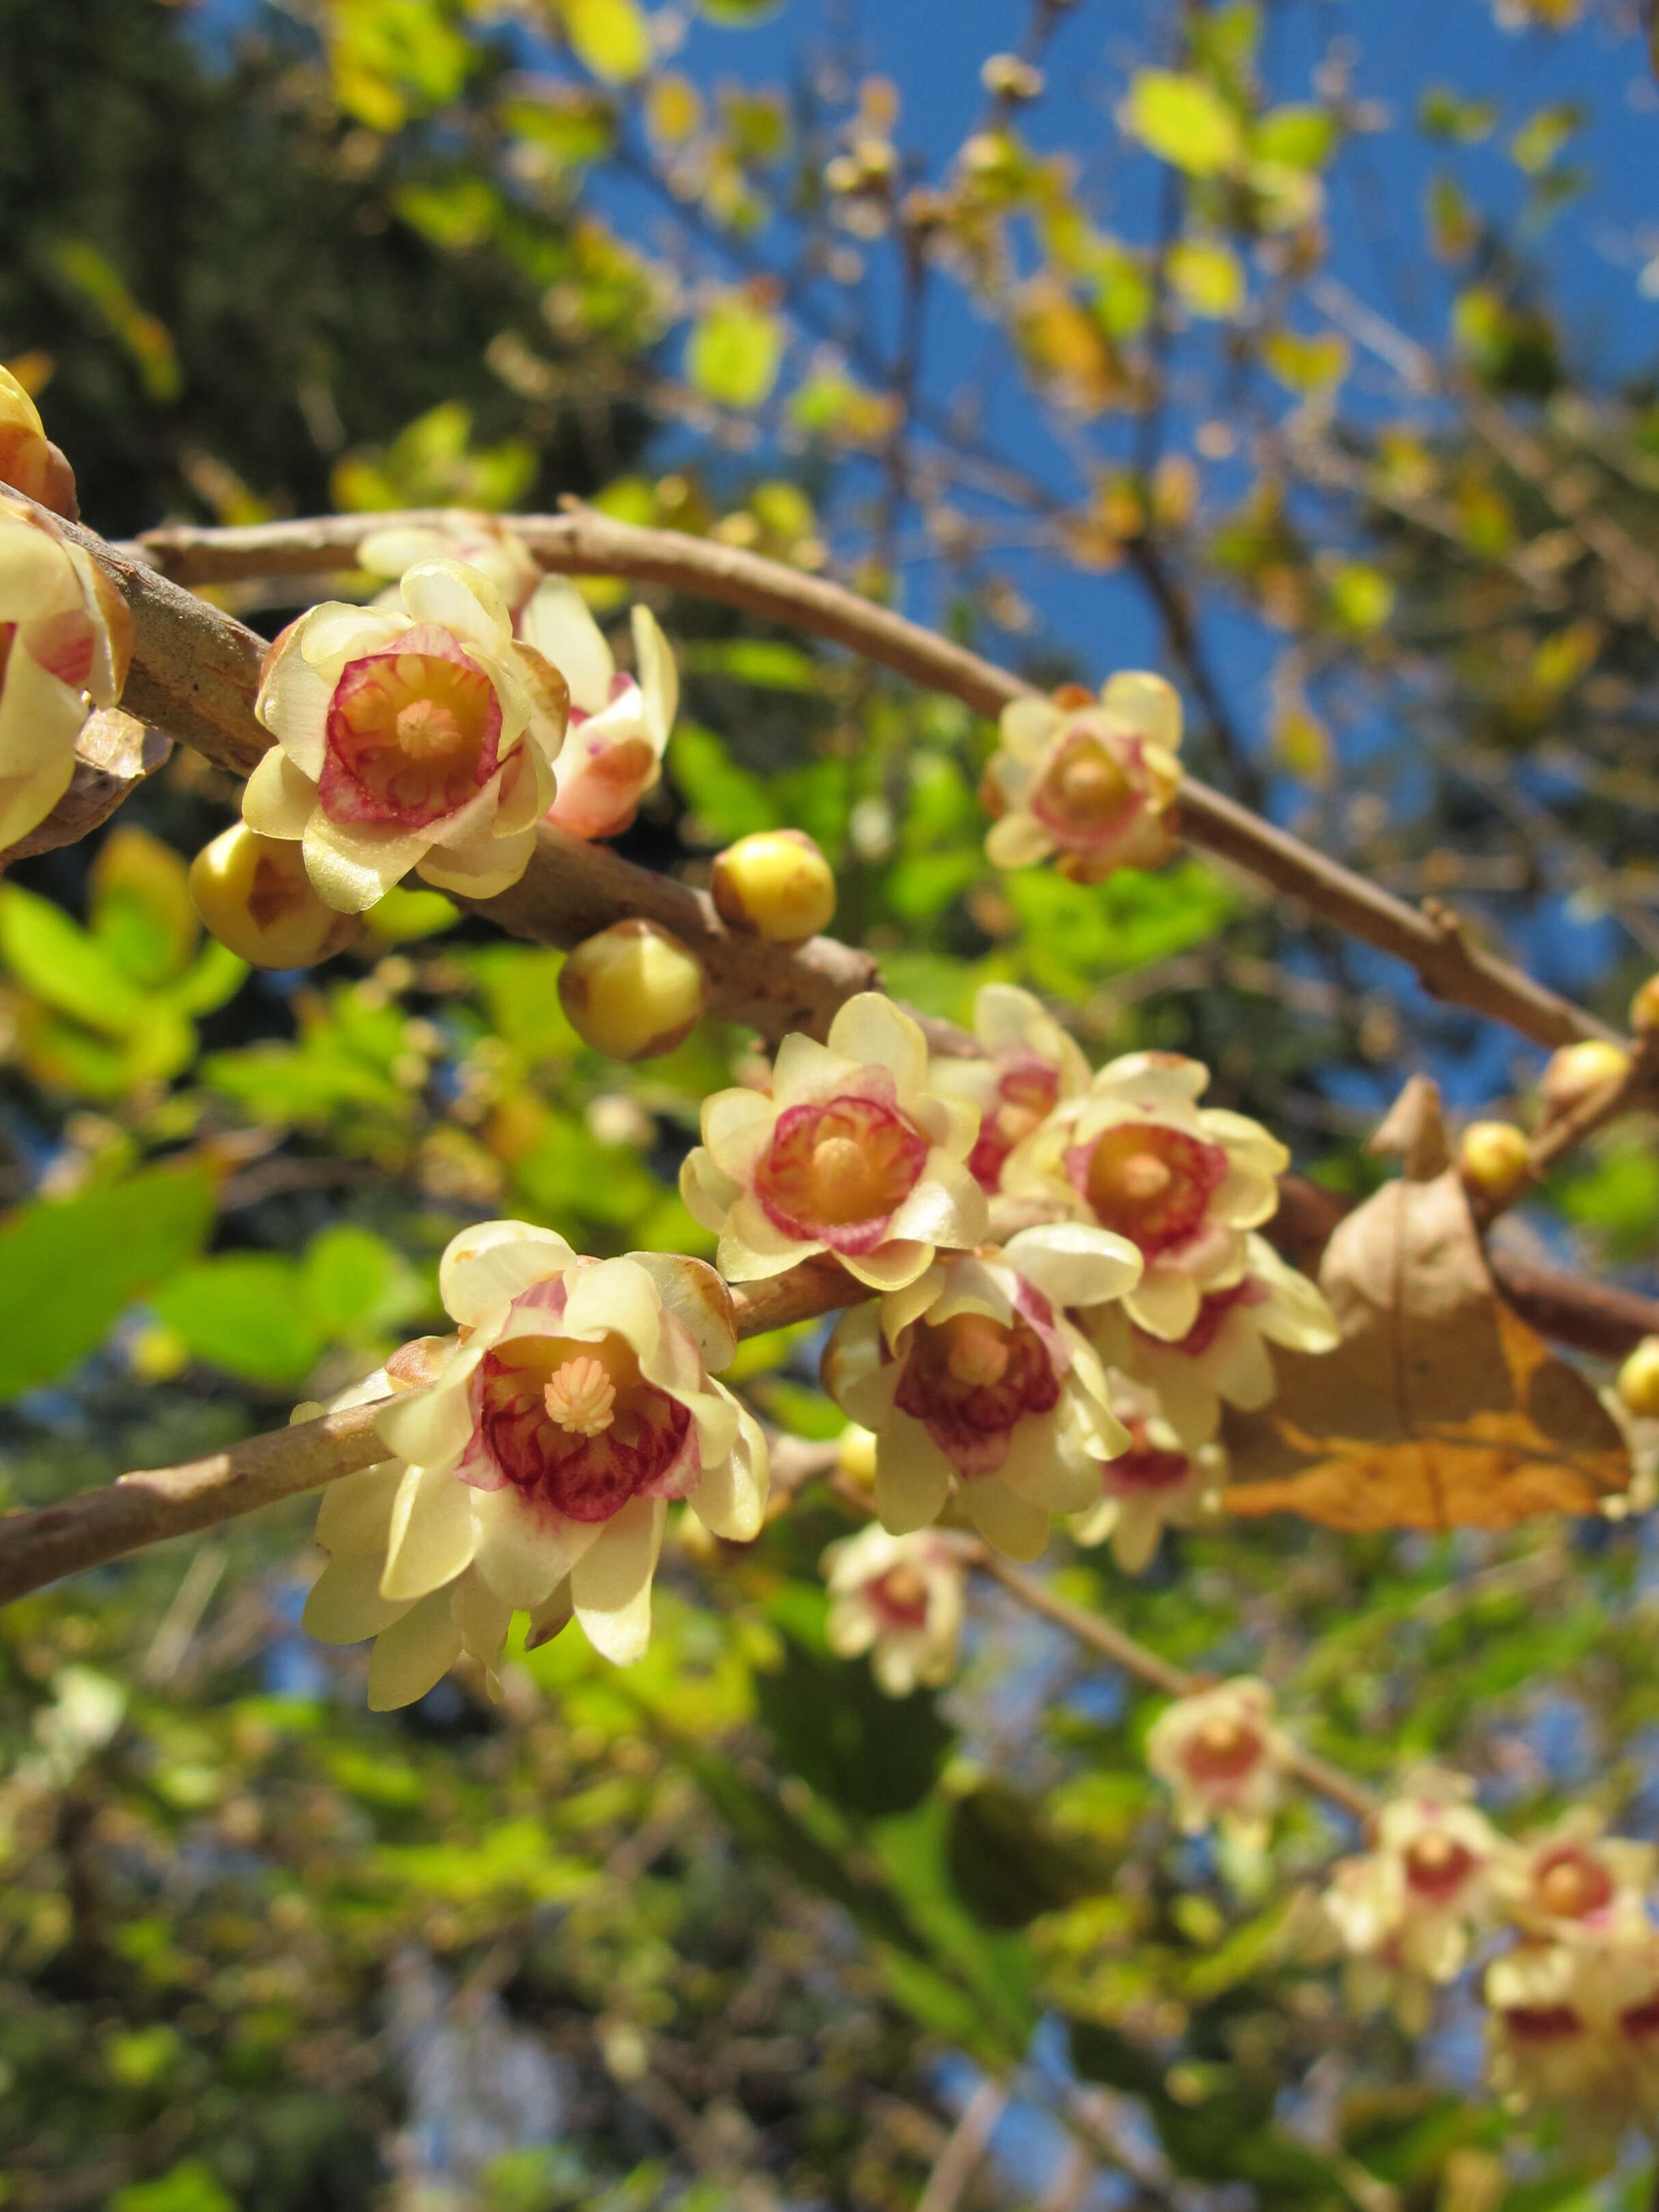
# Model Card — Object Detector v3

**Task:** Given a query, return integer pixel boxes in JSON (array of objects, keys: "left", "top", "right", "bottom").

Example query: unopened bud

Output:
[
  {"left": 1540, "top": 1038, "right": 1630, "bottom": 1113},
  {"left": 1457, "top": 1120, "right": 1530, "bottom": 1204},
  {"left": 836, "top": 1423, "right": 878, "bottom": 1487},
  {"left": 558, "top": 919, "right": 710, "bottom": 1061},
  {"left": 1618, "top": 1337, "right": 1659, "bottom": 1421},
  {"left": 189, "top": 823, "right": 360, "bottom": 968},
  {"left": 711, "top": 828, "right": 837, "bottom": 945},
  {"left": 1632, "top": 975, "right": 1659, "bottom": 1034},
  {"left": 980, "top": 53, "right": 1044, "bottom": 102},
  {"left": 0, "top": 365, "right": 49, "bottom": 502}
]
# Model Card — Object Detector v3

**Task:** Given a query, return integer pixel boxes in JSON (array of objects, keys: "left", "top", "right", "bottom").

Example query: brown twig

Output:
[
  {"left": 974, "top": 1550, "right": 1379, "bottom": 1825},
  {"left": 129, "top": 507, "right": 1616, "bottom": 1053}
]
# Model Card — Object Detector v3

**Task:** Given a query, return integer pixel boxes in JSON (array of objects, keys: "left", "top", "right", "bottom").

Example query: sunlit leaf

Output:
[
  {"left": 1121, "top": 70, "right": 1243, "bottom": 176},
  {"left": 686, "top": 296, "right": 783, "bottom": 409}
]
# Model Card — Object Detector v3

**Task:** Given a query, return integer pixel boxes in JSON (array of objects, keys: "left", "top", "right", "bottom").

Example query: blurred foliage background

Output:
[{"left": 5, "top": 0, "right": 1659, "bottom": 2206}]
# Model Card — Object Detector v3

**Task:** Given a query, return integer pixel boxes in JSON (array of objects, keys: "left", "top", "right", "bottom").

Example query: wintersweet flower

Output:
[
  {"left": 822, "top": 1523, "right": 967, "bottom": 1695},
  {"left": 681, "top": 993, "right": 989, "bottom": 1293},
  {"left": 928, "top": 982, "right": 1090, "bottom": 1196},
  {"left": 1089, "top": 1230, "right": 1338, "bottom": 1448},
  {"left": 0, "top": 365, "right": 72, "bottom": 512},
  {"left": 1485, "top": 1938, "right": 1634, "bottom": 2128},
  {"left": 519, "top": 578, "right": 677, "bottom": 841},
  {"left": 1005, "top": 1052, "right": 1289, "bottom": 1342},
  {"left": 0, "top": 496, "right": 133, "bottom": 850},
  {"left": 358, "top": 515, "right": 545, "bottom": 623},
  {"left": 1071, "top": 1371, "right": 1225, "bottom": 1572},
  {"left": 302, "top": 1222, "right": 768, "bottom": 1706},
  {"left": 1146, "top": 1677, "right": 1291, "bottom": 1850},
  {"left": 245, "top": 558, "right": 568, "bottom": 912},
  {"left": 981, "top": 671, "right": 1182, "bottom": 884},
  {"left": 820, "top": 1223, "right": 1141, "bottom": 1559},
  {"left": 1493, "top": 1810, "right": 1657, "bottom": 1941}
]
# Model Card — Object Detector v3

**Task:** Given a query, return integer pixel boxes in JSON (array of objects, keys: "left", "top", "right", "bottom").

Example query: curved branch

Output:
[{"left": 132, "top": 506, "right": 1617, "bottom": 1054}]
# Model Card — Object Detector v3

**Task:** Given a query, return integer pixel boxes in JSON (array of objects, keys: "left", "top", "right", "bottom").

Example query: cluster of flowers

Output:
[
  {"left": 1146, "top": 1680, "right": 1659, "bottom": 2137},
  {"left": 308, "top": 982, "right": 1334, "bottom": 1710}
]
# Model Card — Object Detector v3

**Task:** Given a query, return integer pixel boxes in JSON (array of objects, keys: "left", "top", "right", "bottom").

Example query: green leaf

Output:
[
  {"left": 562, "top": 0, "right": 651, "bottom": 83},
  {"left": 668, "top": 721, "right": 779, "bottom": 841},
  {"left": 753, "top": 1632, "right": 953, "bottom": 1818},
  {"left": 153, "top": 1256, "right": 324, "bottom": 1388},
  {"left": 687, "top": 298, "right": 783, "bottom": 409},
  {"left": 1122, "top": 71, "right": 1243, "bottom": 176},
  {"left": 0, "top": 885, "right": 147, "bottom": 1034},
  {"left": 0, "top": 1162, "right": 215, "bottom": 1401},
  {"left": 111, "top": 2161, "right": 237, "bottom": 2212},
  {"left": 302, "top": 1226, "right": 418, "bottom": 1340},
  {"left": 1252, "top": 103, "right": 1338, "bottom": 170},
  {"left": 1169, "top": 237, "right": 1245, "bottom": 319}
]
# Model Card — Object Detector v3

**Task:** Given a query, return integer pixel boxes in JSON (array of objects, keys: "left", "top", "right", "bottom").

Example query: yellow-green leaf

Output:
[
  {"left": 1169, "top": 238, "right": 1245, "bottom": 319},
  {"left": 1121, "top": 70, "right": 1243, "bottom": 177},
  {"left": 687, "top": 298, "right": 783, "bottom": 410},
  {"left": 563, "top": 0, "right": 651, "bottom": 84}
]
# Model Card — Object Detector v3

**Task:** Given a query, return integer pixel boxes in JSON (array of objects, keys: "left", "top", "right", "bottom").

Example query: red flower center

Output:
[
  {"left": 474, "top": 1326, "right": 691, "bottom": 1523},
  {"left": 1159, "top": 1278, "right": 1266, "bottom": 1358},
  {"left": 1030, "top": 723, "right": 1142, "bottom": 850},
  {"left": 1182, "top": 1716, "right": 1263, "bottom": 1785},
  {"left": 1105, "top": 1418, "right": 1192, "bottom": 1495},
  {"left": 967, "top": 1055, "right": 1060, "bottom": 1191},
  {"left": 320, "top": 630, "right": 502, "bottom": 829},
  {"left": 1505, "top": 2004, "right": 1583, "bottom": 2046},
  {"left": 894, "top": 1306, "right": 1060, "bottom": 1477},
  {"left": 1069, "top": 1122, "right": 1228, "bottom": 1256},
  {"left": 1403, "top": 1831, "right": 1479, "bottom": 1902},
  {"left": 1621, "top": 1994, "right": 1659, "bottom": 2044},
  {"left": 870, "top": 1565, "right": 931, "bottom": 1629},
  {"left": 1533, "top": 1848, "right": 1615, "bottom": 1922},
  {"left": 756, "top": 1091, "right": 928, "bottom": 1254}
]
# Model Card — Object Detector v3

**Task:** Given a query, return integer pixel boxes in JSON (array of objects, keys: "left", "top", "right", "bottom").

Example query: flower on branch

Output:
[
  {"left": 1146, "top": 1676, "right": 1291, "bottom": 1851},
  {"left": 1088, "top": 1230, "right": 1337, "bottom": 1448},
  {"left": 0, "top": 495, "right": 133, "bottom": 851},
  {"left": 1485, "top": 1926, "right": 1659, "bottom": 2135},
  {"left": 0, "top": 365, "right": 75, "bottom": 515},
  {"left": 1070, "top": 1370, "right": 1225, "bottom": 1572},
  {"left": 358, "top": 515, "right": 545, "bottom": 624},
  {"left": 302, "top": 1222, "right": 768, "bottom": 1707},
  {"left": 1321, "top": 1767, "right": 1500, "bottom": 2029},
  {"left": 981, "top": 671, "right": 1182, "bottom": 883},
  {"left": 1493, "top": 1809, "right": 1656, "bottom": 1942},
  {"left": 821, "top": 1222, "right": 1141, "bottom": 1559},
  {"left": 928, "top": 982, "right": 1090, "bottom": 1196},
  {"left": 520, "top": 579, "right": 678, "bottom": 841},
  {"left": 1005, "top": 1050, "right": 1290, "bottom": 1343},
  {"left": 822, "top": 1522, "right": 967, "bottom": 1695},
  {"left": 246, "top": 558, "right": 568, "bottom": 912},
  {"left": 681, "top": 993, "right": 989, "bottom": 1291}
]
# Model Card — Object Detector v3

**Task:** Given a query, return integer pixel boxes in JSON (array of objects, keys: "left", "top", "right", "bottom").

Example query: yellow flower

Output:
[
  {"left": 928, "top": 982, "right": 1091, "bottom": 1196},
  {"left": 0, "top": 496, "right": 133, "bottom": 851},
  {"left": 982, "top": 672, "right": 1181, "bottom": 883},
  {"left": 822, "top": 1223, "right": 1141, "bottom": 1559},
  {"left": 1088, "top": 1230, "right": 1336, "bottom": 1448},
  {"left": 1146, "top": 1676, "right": 1291, "bottom": 1850},
  {"left": 302, "top": 1223, "right": 768, "bottom": 1708},
  {"left": 246, "top": 559, "right": 568, "bottom": 912},
  {"left": 519, "top": 580, "right": 678, "bottom": 842},
  {"left": 1071, "top": 1371, "right": 1224, "bottom": 1572},
  {"left": 358, "top": 515, "right": 545, "bottom": 621},
  {"left": 1492, "top": 1808, "right": 1657, "bottom": 1941},
  {"left": 1004, "top": 1051, "right": 1289, "bottom": 1342},
  {"left": 1485, "top": 1934, "right": 1647, "bottom": 2132},
  {"left": 822, "top": 1524, "right": 967, "bottom": 1695},
  {"left": 681, "top": 993, "right": 989, "bottom": 1293}
]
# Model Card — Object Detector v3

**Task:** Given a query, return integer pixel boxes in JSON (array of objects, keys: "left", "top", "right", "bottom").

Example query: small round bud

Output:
[
  {"left": 1617, "top": 1336, "right": 1659, "bottom": 1420},
  {"left": 189, "top": 823, "right": 360, "bottom": 968},
  {"left": 558, "top": 919, "right": 710, "bottom": 1061},
  {"left": 1457, "top": 1120, "right": 1531, "bottom": 1204},
  {"left": 836, "top": 1423, "right": 878, "bottom": 1487},
  {"left": 1540, "top": 1038, "right": 1631, "bottom": 1112},
  {"left": 711, "top": 829, "right": 837, "bottom": 945},
  {"left": 1632, "top": 975, "right": 1659, "bottom": 1034},
  {"left": 980, "top": 53, "right": 1044, "bottom": 102}
]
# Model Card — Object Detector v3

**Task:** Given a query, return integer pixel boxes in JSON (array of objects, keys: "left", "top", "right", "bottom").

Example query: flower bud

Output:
[
  {"left": 1632, "top": 975, "right": 1659, "bottom": 1034},
  {"left": 189, "top": 822, "right": 361, "bottom": 967},
  {"left": 1540, "top": 1038, "right": 1630, "bottom": 1114},
  {"left": 1617, "top": 1337, "right": 1659, "bottom": 1421},
  {"left": 711, "top": 828, "right": 837, "bottom": 944},
  {"left": 1457, "top": 1120, "right": 1530, "bottom": 1204},
  {"left": 558, "top": 919, "right": 710, "bottom": 1060},
  {"left": 835, "top": 1422, "right": 878, "bottom": 1487}
]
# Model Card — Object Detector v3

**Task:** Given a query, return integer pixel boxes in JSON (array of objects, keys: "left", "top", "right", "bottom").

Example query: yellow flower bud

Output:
[
  {"left": 1618, "top": 1337, "right": 1659, "bottom": 1421},
  {"left": 835, "top": 1422, "right": 878, "bottom": 1487},
  {"left": 189, "top": 822, "right": 360, "bottom": 968},
  {"left": 558, "top": 919, "right": 710, "bottom": 1061},
  {"left": 1632, "top": 975, "right": 1659, "bottom": 1034},
  {"left": 1457, "top": 1120, "right": 1531, "bottom": 1203},
  {"left": 0, "top": 365, "right": 49, "bottom": 501},
  {"left": 1539, "top": 1038, "right": 1630, "bottom": 1112},
  {"left": 711, "top": 829, "right": 837, "bottom": 944}
]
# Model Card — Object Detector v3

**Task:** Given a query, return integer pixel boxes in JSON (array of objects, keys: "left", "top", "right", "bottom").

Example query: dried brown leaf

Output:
[{"left": 1224, "top": 1163, "right": 1628, "bottom": 1530}]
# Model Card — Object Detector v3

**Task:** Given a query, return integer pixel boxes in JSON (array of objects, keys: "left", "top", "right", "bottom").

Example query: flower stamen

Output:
[{"left": 543, "top": 1355, "right": 617, "bottom": 1438}]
